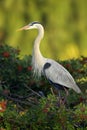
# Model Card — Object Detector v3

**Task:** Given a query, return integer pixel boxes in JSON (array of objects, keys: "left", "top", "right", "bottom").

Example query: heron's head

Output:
[{"left": 17, "top": 22, "right": 41, "bottom": 31}]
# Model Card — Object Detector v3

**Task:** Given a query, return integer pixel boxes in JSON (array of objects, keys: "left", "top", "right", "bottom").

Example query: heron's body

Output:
[{"left": 19, "top": 22, "right": 81, "bottom": 94}]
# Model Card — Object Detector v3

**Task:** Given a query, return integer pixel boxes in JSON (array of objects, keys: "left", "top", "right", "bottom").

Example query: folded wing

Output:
[{"left": 43, "top": 59, "right": 81, "bottom": 93}]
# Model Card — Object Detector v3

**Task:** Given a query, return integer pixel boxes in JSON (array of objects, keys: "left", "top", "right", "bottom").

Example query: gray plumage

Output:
[
  {"left": 18, "top": 21, "right": 81, "bottom": 94},
  {"left": 43, "top": 60, "right": 81, "bottom": 93}
]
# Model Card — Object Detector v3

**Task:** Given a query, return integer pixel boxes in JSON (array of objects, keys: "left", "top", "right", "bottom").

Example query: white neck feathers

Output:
[{"left": 32, "top": 24, "right": 45, "bottom": 77}]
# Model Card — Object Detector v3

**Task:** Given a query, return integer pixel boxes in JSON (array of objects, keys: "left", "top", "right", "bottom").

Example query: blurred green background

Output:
[{"left": 0, "top": 0, "right": 87, "bottom": 60}]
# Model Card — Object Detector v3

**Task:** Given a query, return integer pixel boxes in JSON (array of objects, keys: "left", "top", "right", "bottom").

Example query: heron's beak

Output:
[{"left": 17, "top": 25, "right": 29, "bottom": 31}]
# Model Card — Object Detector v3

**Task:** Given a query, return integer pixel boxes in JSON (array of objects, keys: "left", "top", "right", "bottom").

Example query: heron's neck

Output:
[
  {"left": 32, "top": 25, "right": 45, "bottom": 76},
  {"left": 34, "top": 25, "right": 44, "bottom": 55}
]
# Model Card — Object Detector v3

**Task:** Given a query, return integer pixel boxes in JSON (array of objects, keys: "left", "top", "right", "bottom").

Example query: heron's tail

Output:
[{"left": 74, "top": 84, "right": 81, "bottom": 93}]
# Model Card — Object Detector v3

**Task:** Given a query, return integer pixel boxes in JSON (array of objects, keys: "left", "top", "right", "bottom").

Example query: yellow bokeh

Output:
[{"left": 0, "top": 0, "right": 87, "bottom": 60}]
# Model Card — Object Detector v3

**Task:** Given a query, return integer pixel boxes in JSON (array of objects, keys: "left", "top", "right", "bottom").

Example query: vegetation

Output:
[
  {"left": 0, "top": 1, "right": 87, "bottom": 129},
  {"left": 0, "top": 44, "right": 87, "bottom": 130},
  {"left": 0, "top": 0, "right": 87, "bottom": 59}
]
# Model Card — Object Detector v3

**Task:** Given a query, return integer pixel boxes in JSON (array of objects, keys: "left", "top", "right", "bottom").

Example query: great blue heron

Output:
[{"left": 18, "top": 21, "right": 81, "bottom": 96}]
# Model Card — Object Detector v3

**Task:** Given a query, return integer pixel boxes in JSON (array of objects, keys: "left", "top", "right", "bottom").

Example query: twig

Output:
[
  {"left": 24, "top": 84, "right": 42, "bottom": 97},
  {"left": 0, "top": 91, "right": 37, "bottom": 106}
]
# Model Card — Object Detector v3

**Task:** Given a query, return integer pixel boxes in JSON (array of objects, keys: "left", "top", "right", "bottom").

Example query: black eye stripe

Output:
[{"left": 29, "top": 21, "right": 40, "bottom": 26}]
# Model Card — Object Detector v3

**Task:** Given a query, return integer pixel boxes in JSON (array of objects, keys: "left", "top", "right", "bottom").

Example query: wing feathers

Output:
[{"left": 43, "top": 59, "right": 81, "bottom": 93}]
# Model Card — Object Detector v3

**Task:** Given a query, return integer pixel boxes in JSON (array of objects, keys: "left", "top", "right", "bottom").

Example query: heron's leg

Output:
[
  {"left": 50, "top": 87, "right": 61, "bottom": 104},
  {"left": 57, "top": 90, "right": 65, "bottom": 106},
  {"left": 58, "top": 87, "right": 69, "bottom": 105},
  {"left": 51, "top": 87, "right": 61, "bottom": 98},
  {"left": 50, "top": 85, "right": 66, "bottom": 105},
  {"left": 57, "top": 90, "right": 60, "bottom": 97},
  {"left": 50, "top": 87, "right": 55, "bottom": 95},
  {"left": 63, "top": 87, "right": 69, "bottom": 96},
  {"left": 63, "top": 87, "right": 69, "bottom": 106}
]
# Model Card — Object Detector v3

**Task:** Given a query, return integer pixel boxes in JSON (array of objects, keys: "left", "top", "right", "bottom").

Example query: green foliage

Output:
[
  {"left": 0, "top": 44, "right": 33, "bottom": 95},
  {"left": 0, "top": 95, "right": 87, "bottom": 130},
  {"left": 0, "top": 44, "right": 87, "bottom": 129}
]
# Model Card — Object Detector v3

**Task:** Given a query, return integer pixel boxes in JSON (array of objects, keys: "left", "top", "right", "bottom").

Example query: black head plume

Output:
[{"left": 29, "top": 21, "right": 41, "bottom": 26}]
